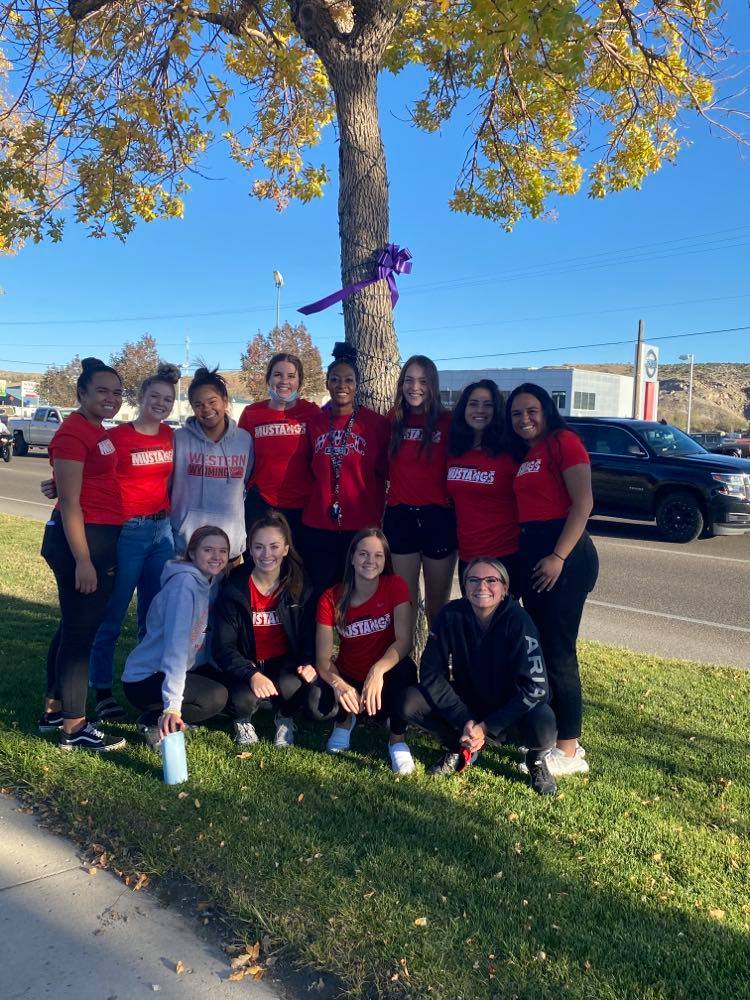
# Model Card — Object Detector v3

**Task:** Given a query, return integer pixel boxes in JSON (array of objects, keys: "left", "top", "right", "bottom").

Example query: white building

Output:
[{"left": 438, "top": 366, "right": 639, "bottom": 418}]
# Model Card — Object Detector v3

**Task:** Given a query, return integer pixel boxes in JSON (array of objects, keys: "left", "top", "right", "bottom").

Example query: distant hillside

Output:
[{"left": 571, "top": 362, "right": 750, "bottom": 432}]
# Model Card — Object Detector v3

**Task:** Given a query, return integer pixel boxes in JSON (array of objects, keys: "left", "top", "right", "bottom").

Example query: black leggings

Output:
[
  {"left": 519, "top": 520, "right": 599, "bottom": 741},
  {"left": 232, "top": 655, "right": 311, "bottom": 718},
  {"left": 123, "top": 663, "right": 255, "bottom": 726},
  {"left": 397, "top": 685, "right": 557, "bottom": 753},
  {"left": 300, "top": 525, "right": 358, "bottom": 598},
  {"left": 305, "top": 656, "right": 418, "bottom": 735},
  {"left": 42, "top": 514, "right": 120, "bottom": 719}
]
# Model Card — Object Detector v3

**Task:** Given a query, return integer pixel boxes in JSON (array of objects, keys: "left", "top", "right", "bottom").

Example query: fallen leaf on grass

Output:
[
  {"left": 709, "top": 908, "right": 726, "bottom": 920},
  {"left": 235, "top": 752, "right": 253, "bottom": 760},
  {"left": 297, "top": 793, "right": 305, "bottom": 803},
  {"left": 230, "top": 942, "right": 261, "bottom": 969},
  {"left": 177, "top": 791, "right": 188, "bottom": 799},
  {"left": 194, "top": 799, "right": 201, "bottom": 809},
  {"left": 414, "top": 917, "right": 428, "bottom": 927},
  {"left": 228, "top": 965, "right": 263, "bottom": 982}
]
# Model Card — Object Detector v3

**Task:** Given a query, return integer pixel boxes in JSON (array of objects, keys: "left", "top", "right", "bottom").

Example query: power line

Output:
[
  {"left": 3, "top": 323, "right": 749, "bottom": 371},
  {"left": 2, "top": 224, "right": 750, "bottom": 331}
]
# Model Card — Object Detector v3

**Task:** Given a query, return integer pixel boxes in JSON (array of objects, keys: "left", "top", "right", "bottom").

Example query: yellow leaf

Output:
[
  {"left": 709, "top": 908, "right": 726, "bottom": 920},
  {"left": 414, "top": 917, "right": 428, "bottom": 927},
  {"left": 297, "top": 793, "right": 305, "bottom": 803},
  {"left": 174, "top": 960, "right": 185, "bottom": 975}
]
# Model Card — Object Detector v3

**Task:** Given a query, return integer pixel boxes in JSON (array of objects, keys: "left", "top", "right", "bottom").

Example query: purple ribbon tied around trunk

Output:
[{"left": 298, "top": 243, "right": 412, "bottom": 316}]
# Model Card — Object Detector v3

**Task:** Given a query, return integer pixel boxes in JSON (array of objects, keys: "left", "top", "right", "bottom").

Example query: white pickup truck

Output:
[{"left": 9, "top": 406, "right": 73, "bottom": 455}]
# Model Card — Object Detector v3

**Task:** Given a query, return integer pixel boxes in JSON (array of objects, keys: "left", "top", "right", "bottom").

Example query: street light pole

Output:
[
  {"left": 679, "top": 353, "right": 694, "bottom": 434},
  {"left": 273, "top": 270, "right": 284, "bottom": 331}
]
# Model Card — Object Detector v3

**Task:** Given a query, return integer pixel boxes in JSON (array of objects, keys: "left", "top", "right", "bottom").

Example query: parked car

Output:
[
  {"left": 689, "top": 431, "right": 750, "bottom": 459},
  {"left": 567, "top": 417, "right": 750, "bottom": 542}
]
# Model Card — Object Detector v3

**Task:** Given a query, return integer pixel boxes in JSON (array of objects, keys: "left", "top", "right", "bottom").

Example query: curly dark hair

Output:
[
  {"left": 503, "top": 382, "right": 570, "bottom": 461},
  {"left": 327, "top": 341, "right": 359, "bottom": 384},
  {"left": 187, "top": 365, "right": 229, "bottom": 404},
  {"left": 448, "top": 379, "right": 506, "bottom": 457},
  {"left": 76, "top": 357, "right": 121, "bottom": 401}
]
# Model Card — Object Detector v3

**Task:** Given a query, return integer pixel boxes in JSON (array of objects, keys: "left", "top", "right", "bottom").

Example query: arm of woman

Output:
[
  {"left": 532, "top": 463, "right": 593, "bottom": 592},
  {"left": 361, "top": 601, "right": 412, "bottom": 716},
  {"left": 315, "top": 622, "right": 360, "bottom": 715},
  {"left": 54, "top": 459, "right": 97, "bottom": 594}
]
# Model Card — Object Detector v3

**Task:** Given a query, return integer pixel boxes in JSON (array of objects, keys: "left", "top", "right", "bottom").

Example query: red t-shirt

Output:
[
  {"left": 387, "top": 410, "right": 451, "bottom": 507},
  {"left": 303, "top": 406, "right": 390, "bottom": 532},
  {"left": 446, "top": 449, "right": 519, "bottom": 560},
  {"left": 248, "top": 578, "right": 290, "bottom": 661},
  {"left": 48, "top": 412, "right": 123, "bottom": 525},
  {"left": 513, "top": 429, "right": 590, "bottom": 522},
  {"left": 316, "top": 574, "right": 411, "bottom": 683},
  {"left": 110, "top": 422, "right": 174, "bottom": 519},
  {"left": 239, "top": 399, "right": 319, "bottom": 508}
]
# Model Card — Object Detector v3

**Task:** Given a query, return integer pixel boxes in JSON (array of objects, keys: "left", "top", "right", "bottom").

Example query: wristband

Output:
[
  {"left": 161, "top": 708, "right": 182, "bottom": 718},
  {"left": 552, "top": 551, "right": 566, "bottom": 563}
]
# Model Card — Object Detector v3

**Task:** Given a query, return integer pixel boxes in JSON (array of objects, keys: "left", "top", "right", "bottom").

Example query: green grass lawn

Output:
[{"left": 0, "top": 512, "right": 748, "bottom": 999}]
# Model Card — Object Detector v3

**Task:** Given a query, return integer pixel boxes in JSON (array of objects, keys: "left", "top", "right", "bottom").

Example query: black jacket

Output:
[
  {"left": 419, "top": 596, "right": 549, "bottom": 738},
  {"left": 212, "top": 563, "right": 316, "bottom": 683}
]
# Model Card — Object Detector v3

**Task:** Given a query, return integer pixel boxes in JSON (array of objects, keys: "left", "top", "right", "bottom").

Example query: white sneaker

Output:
[
  {"left": 545, "top": 746, "right": 590, "bottom": 776},
  {"left": 388, "top": 741, "right": 415, "bottom": 775},
  {"left": 233, "top": 718, "right": 259, "bottom": 746},
  {"left": 273, "top": 713, "right": 295, "bottom": 748},
  {"left": 326, "top": 715, "right": 356, "bottom": 753}
]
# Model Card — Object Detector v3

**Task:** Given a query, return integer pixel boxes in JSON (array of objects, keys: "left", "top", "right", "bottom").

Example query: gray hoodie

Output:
[
  {"left": 170, "top": 416, "right": 253, "bottom": 559},
  {"left": 122, "top": 560, "right": 215, "bottom": 713}
]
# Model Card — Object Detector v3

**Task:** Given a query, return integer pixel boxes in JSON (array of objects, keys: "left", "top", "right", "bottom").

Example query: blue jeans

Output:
[{"left": 89, "top": 515, "right": 174, "bottom": 689}]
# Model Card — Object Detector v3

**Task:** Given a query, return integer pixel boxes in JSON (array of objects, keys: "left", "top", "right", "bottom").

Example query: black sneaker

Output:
[
  {"left": 38, "top": 710, "right": 64, "bottom": 733},
  {"left": 428, "top": 749, "right": 477, "bottom": 777},
  {"left": 93, "top": 696, "right": 126, "bottom": 721},
  {"left": 59, "top": 722, "right": 126, "bottom": 752},
  {"left": 525, "top": 750, "right": 557, "bottom": 796}
]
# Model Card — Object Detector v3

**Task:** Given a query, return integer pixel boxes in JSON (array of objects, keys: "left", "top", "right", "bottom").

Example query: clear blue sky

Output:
[{"left": 1, "top": 8, "right": 749, "bottom": 376}]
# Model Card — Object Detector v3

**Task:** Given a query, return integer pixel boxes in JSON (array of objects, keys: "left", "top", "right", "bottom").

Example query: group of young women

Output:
[{"left": 39, "top": 342, "right": 598, "bottom": 795}]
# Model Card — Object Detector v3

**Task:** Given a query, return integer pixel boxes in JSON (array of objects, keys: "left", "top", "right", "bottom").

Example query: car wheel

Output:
[
  {"left": 726, "top": 448, "right": 741, "bottom": 458},
  {"left": 656, "top": 491, "right": 704, "bottom": 543},
  {"left": 13, "top": 432, "right": 28, "bottom": 456}
]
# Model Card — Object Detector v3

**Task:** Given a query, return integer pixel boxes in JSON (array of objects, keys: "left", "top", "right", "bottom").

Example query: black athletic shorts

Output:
[{"left": 382, "top": 504, "right": 457, "bottom": 560}]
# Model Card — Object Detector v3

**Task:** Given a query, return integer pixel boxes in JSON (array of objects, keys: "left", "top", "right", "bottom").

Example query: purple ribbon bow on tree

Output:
[{"left": 298, "top": 243, "right": 412, "bottom": 316}]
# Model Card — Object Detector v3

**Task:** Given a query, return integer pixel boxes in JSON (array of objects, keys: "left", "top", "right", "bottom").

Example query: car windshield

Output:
[{"left": 641, "top": 427, "right": 707, "bottom": 456}]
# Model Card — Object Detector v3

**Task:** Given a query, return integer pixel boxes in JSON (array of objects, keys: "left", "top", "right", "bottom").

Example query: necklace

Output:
[{"left": 327, "top": 406, "right": 358, "bottom": 525}]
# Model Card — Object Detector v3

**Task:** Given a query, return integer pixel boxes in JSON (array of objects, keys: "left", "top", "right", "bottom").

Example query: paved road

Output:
[{"left": 2, "top": 458, "right": 749, "bottom": 669}]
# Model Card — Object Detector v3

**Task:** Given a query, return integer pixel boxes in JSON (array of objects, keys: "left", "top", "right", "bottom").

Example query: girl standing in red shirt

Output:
[
  {"left": 39, "top": 358, "right": 126, "bottom": 753},
  {"left": 384, "top": 356, "right": 456, "bottom": 622},
  {"left": 302, "top": 343, "right": 389, "bottom": 595},
  {"left": 239, "top": 352, "right": 319, "bottom": 553},
  {"left": 308, "top": 528, "right": 417, "bottom": 775},
  {"left": 506, "top": 383, "right": 599, "bottom": 778},
  {"left": 87, "top": 364, "right": 180, "bottom": 720},
  {"left": 446, "top": 380, "right": 520, "bottom": 594}
]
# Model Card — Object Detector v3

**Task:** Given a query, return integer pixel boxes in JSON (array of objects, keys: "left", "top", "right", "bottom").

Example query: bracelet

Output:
[
  {"left": 161, "top": 708, "right": 182, "bottom": 718},
  {"left": 552, "top": 551, "right": 566, "bottom": 563}
]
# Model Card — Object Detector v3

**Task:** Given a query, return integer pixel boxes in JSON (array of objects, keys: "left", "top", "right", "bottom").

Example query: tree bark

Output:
[
  {"left": 290, "top": 1, "right": 406, "bottom": 413},
  {"left": 328, "top": 58, "right": 399, "bottom": 412}
]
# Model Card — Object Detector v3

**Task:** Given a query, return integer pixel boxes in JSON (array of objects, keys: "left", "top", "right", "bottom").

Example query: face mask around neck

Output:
[{"left": 268, "top": 385, "right": 299, "bottom": 405}]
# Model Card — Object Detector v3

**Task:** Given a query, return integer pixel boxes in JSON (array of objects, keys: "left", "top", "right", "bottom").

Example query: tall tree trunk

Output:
[{"left": 328, "top": 58, "right": 399, "bottom": 413}]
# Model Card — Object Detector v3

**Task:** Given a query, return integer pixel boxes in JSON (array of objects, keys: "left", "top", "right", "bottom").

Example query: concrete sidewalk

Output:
[{"left": 0, "top": 792, "right": 281, "bottom": 999}]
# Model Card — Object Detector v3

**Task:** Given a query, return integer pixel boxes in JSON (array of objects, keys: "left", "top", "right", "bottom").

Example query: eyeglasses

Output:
[{"left": 466, "top": 576, "right": 505, "bottom": 587}]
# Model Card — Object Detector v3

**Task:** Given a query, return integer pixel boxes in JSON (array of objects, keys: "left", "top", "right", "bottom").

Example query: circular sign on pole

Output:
[{"left": 644, "top": 348, "right": 658, "bottom": 380}]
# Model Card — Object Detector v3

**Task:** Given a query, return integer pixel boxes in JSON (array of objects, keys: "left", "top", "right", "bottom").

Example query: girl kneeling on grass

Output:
[
  {"left": 122, "top": 526, "right": 251, "bottom": 749},
  {"left": 307, "top": 528, "right": 417, "bottom": 775},
  {"left": 397, "top": 557, "right": 558, "bottom": 795},
  {"left": 212, "top": 512, "right": 317, "bottom": 748}
]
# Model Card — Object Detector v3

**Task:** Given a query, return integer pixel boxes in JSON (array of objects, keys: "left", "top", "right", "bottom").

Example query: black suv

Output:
[{"left": 566, "top": 417, "right": 750, "bottom": 542}]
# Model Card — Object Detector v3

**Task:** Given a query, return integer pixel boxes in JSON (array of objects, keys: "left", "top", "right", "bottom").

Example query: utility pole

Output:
[
  {"left": 176, "top": 332, "right": 190, "bottom": 425},
  {"left": 632, "top": 319, "right": 644, "bottom": 419},
  {"left": 679, "top": 353, "right": 695, "bottom": 433},
  {"left": 273, "top": 271, "right": 284, "bottom": 331}
]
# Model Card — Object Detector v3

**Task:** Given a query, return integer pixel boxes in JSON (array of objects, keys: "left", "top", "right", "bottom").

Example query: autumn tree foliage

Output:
[
  {"left": 241, "top": 321, "right": 326, "bottom": 401},
  {"left": 109, "top": 334, "right": 161, "bottom": 404},
  {"left": 37, "top": 356, "right": 81, "bottom": 407},
  {"left": 0, "top": 2, "right": 741, "bottom": 408}
]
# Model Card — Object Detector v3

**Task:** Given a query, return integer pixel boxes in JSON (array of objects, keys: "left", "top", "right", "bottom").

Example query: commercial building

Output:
[{"left": 438, "top": 366, "right": 648, "bottom": 419}]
